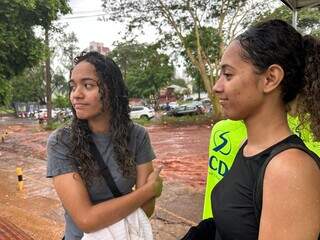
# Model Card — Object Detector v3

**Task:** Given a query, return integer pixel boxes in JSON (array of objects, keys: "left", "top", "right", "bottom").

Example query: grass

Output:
[
  {"left": 0, "top": 106, "right": 15, "bottom": 115},
  {"left": 42, "top": 118, "right": 71, "bottom": 131},
  {"left": 134, "top": 113, "right": 220, "bottom": 127}
]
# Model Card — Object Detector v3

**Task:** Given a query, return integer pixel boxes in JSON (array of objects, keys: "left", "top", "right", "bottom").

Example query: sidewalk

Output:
[{"left": 151, "top": 182, "right": 204, "bottom": 239}]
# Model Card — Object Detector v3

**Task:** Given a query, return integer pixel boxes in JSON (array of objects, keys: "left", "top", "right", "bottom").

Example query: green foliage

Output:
[
  {"left": 182, "top": 27, "right": 221, "bottom": 95},
  {"left": 171, "top": 78, "right": 188, "bottom": 88},
  {"left": 255, "top": 6, "right": 320, "bottom": 37},
  {"left": 184, "top": 27, "right": 222, "bottom": 63},
  {"left": 132, "top": 118, "right": 152, "bottom": 126},
  {"left": 0, "top": 0, "right": 45, "bottom": 82},
  {"left": 10, "top": 64, "right": 46, "bottom": 104},
  {"left": 52, "top": 94, "right": 70, "bottom": 108},
  {"left": 0, "top": 0, "right": 71, "bottom": 80},
  {"left": 0, "top": 106, "right": 15, "bottom": 114},
  {"left": 52, "top": 72, "right": 68, "bottom": 95},
  {"left": 43, "top": 119, "right": 65, "bottom": 131},
  {"left": 32, "top": 0, "right": 71, "bottom": 29},
  {"left": 191, "top": 74, "right": 206, "bottom": 95},
  {"left": 159, "top": 113, "right": 218, "bottom": 127},
  {"left": 0, "top": 0, "right": 71, "bottom": 91},
  {"left": 0, "top": 79, "right": 13, "bottom": 106},
  {"left": 101, "top": 0, "right": 272, "bottom": 115},
  {"left": 111, "top": 42, "right": 174, "bottom": 104},
  {"left": 108, "top": 41, "right": 141, "bottom": 82},
  {"left": 53, "top": 31, "right": 79, "bottom": 72}
]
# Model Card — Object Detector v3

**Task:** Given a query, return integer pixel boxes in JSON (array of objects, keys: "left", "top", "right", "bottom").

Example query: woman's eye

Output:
[
  {"left": 69, "top": 84, "right": 76, "bottom": 91},
  {"left": 223, "top": 73, "right": 232, "bottom": 79},
  {"left": 84, "top": 83, "right": 95, "bottom": 89}
]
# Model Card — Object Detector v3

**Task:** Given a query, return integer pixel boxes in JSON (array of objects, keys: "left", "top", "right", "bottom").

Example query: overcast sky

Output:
[{"left": 58, "top": 0, "right": 157, "bottom": 51}]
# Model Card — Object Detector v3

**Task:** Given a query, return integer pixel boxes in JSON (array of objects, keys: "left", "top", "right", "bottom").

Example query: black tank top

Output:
[{"left": 211, "top": 135, "right": 317, "bottom": 240}]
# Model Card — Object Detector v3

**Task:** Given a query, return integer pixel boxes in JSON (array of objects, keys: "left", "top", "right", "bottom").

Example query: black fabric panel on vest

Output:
[{"left": 211, "top": 135, "right": 319, "bottom": 240}]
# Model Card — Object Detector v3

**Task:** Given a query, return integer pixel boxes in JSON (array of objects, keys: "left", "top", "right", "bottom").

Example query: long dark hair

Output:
[
  {"left": 67, "top": 51, "right": 135, "bottom": 183},
  {"left": 236, "top": 19, "right": 320, "bottom": 140}
]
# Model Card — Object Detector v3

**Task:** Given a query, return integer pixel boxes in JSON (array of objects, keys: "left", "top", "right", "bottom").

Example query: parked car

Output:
[
  {"left": 54, "top": 108, "right": 73, "bottom": 122},
  {"left": 34, "top": 108, "right": 48, "bottom": 121},
  {"left": 166, "top": 104, "right": 203, "bottom": 117},
  {"left": 130, "top": 106, "right": 155, "bottom": 120},
  {"left": 168, "top": 101, "right": 178, "bottom": 109}
]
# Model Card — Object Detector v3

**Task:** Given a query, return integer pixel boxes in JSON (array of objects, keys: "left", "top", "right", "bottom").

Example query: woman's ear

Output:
[{"left": 263, "top": 64, "right": 284, "bottom": 93}]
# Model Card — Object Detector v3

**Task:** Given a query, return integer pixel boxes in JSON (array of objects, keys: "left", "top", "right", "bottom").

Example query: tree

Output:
[
  {"left": 256, "top": 5, "right": 320, "bottom": 37},
  {"left": 10, "top": 64, "right": 46, "bottom": 104},
  {"left": 171, "top": 78, "right": 188, "bottom": 88},
  {"left": 0, "top": 0, "right": 45, "bottom": 83},
  {"left": 108, "top": 40, "right": 140, "bottom": 83},
  {"left": 36, "top": 0, "right": 71, "bottom": 121},
  {"left": 52, "top": 94, "right": 70, "bottom": 109},
  {"left": 0, "top": 79, "right": 13, "bottom": 106},
  {"left": 101, "top": 0, "right": 272, "bottom": 114},
  {"left": 110, "top": 42, "right": 174, "bottom": 108},
  {"left": 0, "top": 0, "right": 71, "bottom": 115},
  {"left": 9, "top": 30, "right": 77, "bottom": 111},
  {"left": 52, "top": 72, "right": 68, "bottom": 95},
  {"left": 54, "top": 31, "right": 79, "bottom": 71},
  {"left": 182, "top": 26, "right": 221, "bottom": 100}
]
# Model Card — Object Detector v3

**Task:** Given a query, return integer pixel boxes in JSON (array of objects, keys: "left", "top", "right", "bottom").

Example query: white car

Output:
[
  {"left": 34, "top": 108, "right": 47, "bottom": 120},
  {"left": 130, "top": 106, "right": 155, "bottom": 120}
]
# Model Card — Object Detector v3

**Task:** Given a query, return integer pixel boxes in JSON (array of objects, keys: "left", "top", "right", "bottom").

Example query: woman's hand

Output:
[{"left": 146, "top": 167, "right": 163, "bottom": 198}]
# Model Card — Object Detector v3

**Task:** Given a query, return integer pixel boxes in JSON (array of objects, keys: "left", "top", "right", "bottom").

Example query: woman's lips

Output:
[
  {"left": 73, "top": 103, "right": 89, "bottom": 109},
  {"left": 219, "top": 98, "right": 228, "bottom": 104}
]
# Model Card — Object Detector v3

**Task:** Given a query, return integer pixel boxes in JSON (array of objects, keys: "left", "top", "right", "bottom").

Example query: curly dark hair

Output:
[
  {"left": 236, "top": 19, "right": 320, "bottom": 140},
  {"left": 67, "top": 51, "right": 135, "bottom": 184}
]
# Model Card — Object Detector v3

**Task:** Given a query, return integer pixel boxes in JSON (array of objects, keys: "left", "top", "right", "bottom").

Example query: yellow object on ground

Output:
[{"left": 16, "top": 167, "right": 24, "bottom": 191}]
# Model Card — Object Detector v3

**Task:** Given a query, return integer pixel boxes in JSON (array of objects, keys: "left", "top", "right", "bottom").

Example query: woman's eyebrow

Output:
[
  {"left": 221, "top": 64, "right": 235, "bottom": 71},
  {"left": 69, "top": 77, "right": 97, "bottom": 83}
]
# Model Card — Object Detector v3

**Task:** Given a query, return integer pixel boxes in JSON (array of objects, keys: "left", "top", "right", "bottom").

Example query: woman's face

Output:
[
  {"left": 213, "top": 41, "right": 266, "bottom": 120},
  {"left": 69, "top": 61, "right": 107, "bottom": 121}
]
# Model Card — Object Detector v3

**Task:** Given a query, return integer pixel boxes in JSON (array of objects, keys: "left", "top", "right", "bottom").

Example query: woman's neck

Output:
[
  {"left": 88, "top": 113, "right": 110, "bottom": 134},
  {"left": 244, "top": 104, "right": 291, "bottom": 156}
]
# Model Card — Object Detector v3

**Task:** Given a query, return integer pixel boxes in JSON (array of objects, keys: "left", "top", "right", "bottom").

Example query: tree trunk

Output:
[{"left": 45, "top": 27, "right": 52, "bottom": 122}]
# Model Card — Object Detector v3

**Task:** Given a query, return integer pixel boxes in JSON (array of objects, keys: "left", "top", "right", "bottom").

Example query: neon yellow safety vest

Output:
[{"left": 203, "top": 116, "right": 320, "bottom": 219}]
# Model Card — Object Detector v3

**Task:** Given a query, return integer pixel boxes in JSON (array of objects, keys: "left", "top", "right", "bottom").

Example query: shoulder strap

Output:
[
  {"left": 253, "top": 142, "right": 320, "bottom": 223},
  {"left": 89, "top": 140, "right": 123, "bottom": 198}
]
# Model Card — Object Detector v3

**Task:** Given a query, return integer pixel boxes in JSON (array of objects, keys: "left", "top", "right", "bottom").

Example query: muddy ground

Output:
[{"left": 0, "top": 117, "right": 211, "bottom": 239}]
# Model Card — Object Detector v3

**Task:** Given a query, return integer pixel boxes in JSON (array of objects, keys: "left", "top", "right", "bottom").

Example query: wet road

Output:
[{"left": 0, "top": 116, "right": 211, "bottom": 239}]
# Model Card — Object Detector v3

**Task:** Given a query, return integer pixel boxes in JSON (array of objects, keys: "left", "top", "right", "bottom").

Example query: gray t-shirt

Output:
[{"left": 46, "top": 123, "right": 155, "bottom": 240}]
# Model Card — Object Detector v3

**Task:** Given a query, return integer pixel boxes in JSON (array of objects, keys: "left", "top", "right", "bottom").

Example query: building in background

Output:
[{"left": 88, "top": 41, "right": 110, "bottom": 55}]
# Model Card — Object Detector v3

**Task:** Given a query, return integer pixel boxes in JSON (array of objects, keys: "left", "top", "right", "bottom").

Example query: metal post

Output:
[{"left": 292, "top": 9, "right": 298, "bottom": 29}]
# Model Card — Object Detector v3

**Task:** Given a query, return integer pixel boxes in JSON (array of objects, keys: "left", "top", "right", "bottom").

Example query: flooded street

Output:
[{"left": 0, "top": 117, "right": 211, "bottom": 239}]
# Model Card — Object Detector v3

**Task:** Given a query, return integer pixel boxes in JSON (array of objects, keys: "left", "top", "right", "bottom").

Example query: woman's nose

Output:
[
  {"left": 71, "top": 86, "right": 84, "bottom": 99},
  {"left": 213, "top": 77, "right": 223, "bottom": 93}
]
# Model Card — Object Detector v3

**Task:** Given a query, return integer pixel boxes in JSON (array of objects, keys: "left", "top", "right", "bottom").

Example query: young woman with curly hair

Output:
[{"left": 46, "top": 51, "right": 162, "bottom": 239}]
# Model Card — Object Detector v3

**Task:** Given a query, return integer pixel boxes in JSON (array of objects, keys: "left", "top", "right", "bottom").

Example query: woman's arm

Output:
[
  {"left": 136, "top": 161, "right": 156, "bottom": 217},
  {"left": 258, "top": 149, "right": 320, "bottom": 240},
  {"left": 53, "top": 168, "right": 162, "bottom": 233}
]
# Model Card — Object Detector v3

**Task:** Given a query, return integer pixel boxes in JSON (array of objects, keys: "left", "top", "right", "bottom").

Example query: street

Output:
[{"left": 0, "top": 117, "right": 211, "bottom": 239}]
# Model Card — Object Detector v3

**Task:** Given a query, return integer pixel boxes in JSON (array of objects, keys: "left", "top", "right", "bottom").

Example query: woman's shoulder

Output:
[
  {"left": 265, "top": 148, "right": 319, "bottom": 185},
  {"left": 48, "top": 126, "right": 72, "bottom": 146},
  {"left": 131, "top": 122, "right": 148, "bottom": 135}
]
